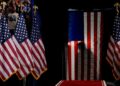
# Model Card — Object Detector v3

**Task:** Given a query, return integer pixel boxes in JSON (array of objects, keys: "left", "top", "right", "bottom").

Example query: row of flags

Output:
[
  {"left": 66, "top": 9, "right": 103, "bottom": 80},
  {"left": 0, "top": 11, "right": 47, "bottom": 81}
]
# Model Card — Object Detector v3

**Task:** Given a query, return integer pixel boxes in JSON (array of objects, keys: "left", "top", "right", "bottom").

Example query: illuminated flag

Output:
[
  {"left": 0, "top": 16, "right": 20, "bottom": 81},
  {"left": 66, "top": 9, "right": 103, "bottom": 80},
  {"left": 30, "top": 12, "right": 47, "bottom": 80},
  {"left": 12, "top": 14, "right": 34, "bottom": 80},
  {"left": 106, "top": 15, "right": 120, "bottom": 80}
]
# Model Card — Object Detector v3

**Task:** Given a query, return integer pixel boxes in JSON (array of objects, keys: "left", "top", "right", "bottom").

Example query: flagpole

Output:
[{"left": 23, "top": 78, "right": 26, "bottom": 86}]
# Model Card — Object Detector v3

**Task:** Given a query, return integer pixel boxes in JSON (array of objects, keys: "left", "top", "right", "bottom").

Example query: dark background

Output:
[{"left": 0, "top": 0, "right": 120, "bottom": 86}]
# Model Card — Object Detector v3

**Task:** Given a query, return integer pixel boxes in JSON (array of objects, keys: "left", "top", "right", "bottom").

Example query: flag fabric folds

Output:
[
  {"left": 0, "top": 16, "right": 20, "bottom": 81},
  {"left": 106, "top": 15, "right": 120, "bottom": 80},
  {"left": 0, "top": 8, "right": 47, "bottom": 81},
  {"left": 12, "top": 14, "right": 34, "bottom": 80},
  {"left": 67, "top": 9, "right": 104, "bottom": 80},
  {"left": 30, "top": 12, "right": 47, "bottom": 80}
]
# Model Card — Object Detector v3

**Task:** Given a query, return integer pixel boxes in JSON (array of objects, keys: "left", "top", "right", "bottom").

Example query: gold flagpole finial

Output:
[
  {"left": 114, "top": 2, "right": 120, "bottom": 15},
  {"left": 33, "top": 5, "right": 38, "bottom": 15}
]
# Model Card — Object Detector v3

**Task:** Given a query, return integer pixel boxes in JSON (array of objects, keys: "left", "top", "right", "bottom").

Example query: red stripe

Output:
[
  {"left": 2, "top": 45, "right": 15, "bottom": 72},
  {"left": 22, "top": 40, "right": 33, "bottom": 68},
  {"left": 16, "top": 46, "right": 30, "bottom": 71},
  {"left": 16, "top": 72, "right": 22, "bottom": 80},
  {"left": 7, "top": 39, "right": 18, "bottom": 58},
  {"left": 34, "top": 42, "right": 47, "bottom": 67},
  {"left": 68, "top": 42, "right": 71, "bottom": 80},
  {"left": 0, "top": 53, "right": 10, "bottom": 77},
  {"left": 37, "top": 40, "right": 47, "bottom": 66},
  {"left": 0, "top": 74, "right": 6, "bottom": 81},
  {"left": 32, "top": 47, "right": 44, "bottom": 71},
  {"left": 25, "top": 40, "right": 34, "bottom": 68},
  {"left": 34, "top": 64, "right": 41, "bottom": 73},
  {"left": 38, "top": 39, "right": 45, "bottom": 54},
  {"left": 87, "top": 12, "right": 91, "bottom": 80},
  {"left": 112, "top": 69, "right": 119, "bottom": 80},
  {"left": 107, "top": 49, "right": 113, "bottom": 64},
  {"left": 3, "top": 40, "right": 19, "bottom": 68},
  {"left": 34, "top": 43, "right": 45, "bottom": 68},
  {"left": 114, "top": 44, "right": 120, "bottom": 63},
  {"left": 99, "top": 12, "right": 103, "bottom": 79},
  {"left": 21, "top": 43, "right": 32, "bottom": 70},
  {"left": 94, "top": 13, "right": 97, "bottom": 80},
  {"left": 81, "top": 43, "right": 84, "bottom": 80},
  {"left": 108, "top": 43, "right": 114, "bottom": 56},
  {"left": 74, "top": 41, "right": 78, "bottom": 80},
  {"left": 1, "top": 48, "right": 14, "bottom": 73},
  {"left": 32, "top": 70, "right": 39, "bottom": 78},
  {"left": 17, "top": 66, "right": 28, "bottom": 79}
]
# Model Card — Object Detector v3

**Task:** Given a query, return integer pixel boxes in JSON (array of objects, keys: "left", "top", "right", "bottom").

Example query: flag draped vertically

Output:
[
  {"left": 66, "top": 9, "right": 103, "bottom": 80},
  {"left": 30, "top": 12, "right": 47, "bottom": 80},
  {"left": 106, "top": 15, "right": 120, "bottom": 80},
  {"left": 12, "top": 14, "right": 34, "bottom": 80},
  {"left": 0, "top": 16, "right": 20, "bottom": 81}
]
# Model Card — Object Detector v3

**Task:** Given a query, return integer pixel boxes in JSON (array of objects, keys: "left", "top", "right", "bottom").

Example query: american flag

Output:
[
  {"left": 0, "top": 16, "right": 20, "bottom": 81},
  {"left": 12, "top": 14, "right": 34, "bottom": 80},
  {"left": 66, "top": 10, "right": 103, "bottom": 80},
  {"left": 30, "top": 12, "right": 47, "bottom": 80},
  {"left": 106, "top": 15, "right": 120, "bottom": 80}
]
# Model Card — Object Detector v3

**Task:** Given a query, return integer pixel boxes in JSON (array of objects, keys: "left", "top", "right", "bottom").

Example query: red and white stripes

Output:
[{"left": 66, "top": 12, "right": 103, "bottom": 80}]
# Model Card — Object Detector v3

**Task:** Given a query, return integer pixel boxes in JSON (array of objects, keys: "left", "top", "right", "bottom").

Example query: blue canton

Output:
[
  {"left": 0, "top": 16, "right": 11, "bottom": 43},
  {"left": 30, "top": 12, "right": 41, "bottom": 44},
  {"left": 0, "top": 16, "right": 3, "bottom": 43},
  {"left": 14, "top": 14, "right": 28, "bottom": 43},
  {"left": 112, "top": 15, "right": 120, "bottom": 42}
]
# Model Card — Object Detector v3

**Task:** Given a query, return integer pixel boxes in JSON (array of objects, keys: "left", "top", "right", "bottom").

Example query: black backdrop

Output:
[{"left": 0, "top": 0, "right": 120, "bottom": 86}]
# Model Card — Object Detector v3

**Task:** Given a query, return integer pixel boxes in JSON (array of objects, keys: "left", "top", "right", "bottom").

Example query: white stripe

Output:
[
  {"left": 11, "top": 36, "right": 18, "bottom": 51},
  {"left": 12, "top": 36, "right": 30, "bottom": 74},
  {"left": 55, "top": 80, "right": 63, "bottom": 86},
  {"left": 108, "top": 43, "right": 114, "bottom": 54},
  {"left": 4, "top": 39, "right": 20, "bottom": 67},
  {"left": 18, "top": 69, "right": 25, "bottom": 78},
  {"left": 34, "top": 59, "right": 42, "bottom": 72},
  {"left": 1, "top": 46, "right": 16, "bottom": 72},
  {"left": 84, "top": 12, "right": 88, "bottom": 80},
  {"left": 0, "top": 54, "right": 12, "bottom": 75},
  {"left": 113, "top": 60, "right": 120, "bottom": 78},
  {"left": 35, "top": 42, "right": 47, "bottom": 65},
  {"left": 96, "top": 12, "right": 101, "bottom": 80},
  {"left": 90, "top": 12, "right": 94, "bottom": 80},
  {"left": 18, "top": 66, "right": 30, "bottom": 78},
  {"left": 0, "top": 65, "right": 9, "bottom": 79},
  {"left": 38, "top": 39, "right": 45, "bottom": 50},
  {"left": 113, "top": 49, "right": 120, "bottom": 65},
  {"left": 22, "top": 41, "right": 33, "bottom": 68},
  {"left": 71, "top": 41, "right": 75, "bottom": 80},
  {"left": 0, "top": 52, "right": 9, "bottom": 80},
  {"left": 26, "top": 39, "right": 34, "bottom": 63},
  {"left": 12, "top": 36, "right": 28, "bottom": 58},
  {"left": 102, "top": 80, "right": 107, "bottom": 86},
  {"left": 107, "top": 50, "right": 113, "bottom": 62},
  {"left": 12, "top": 36, "right": 29, "bottom": 64},
  {"left": 33, "top": 45, "right": 45, "bottom": 67}
]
